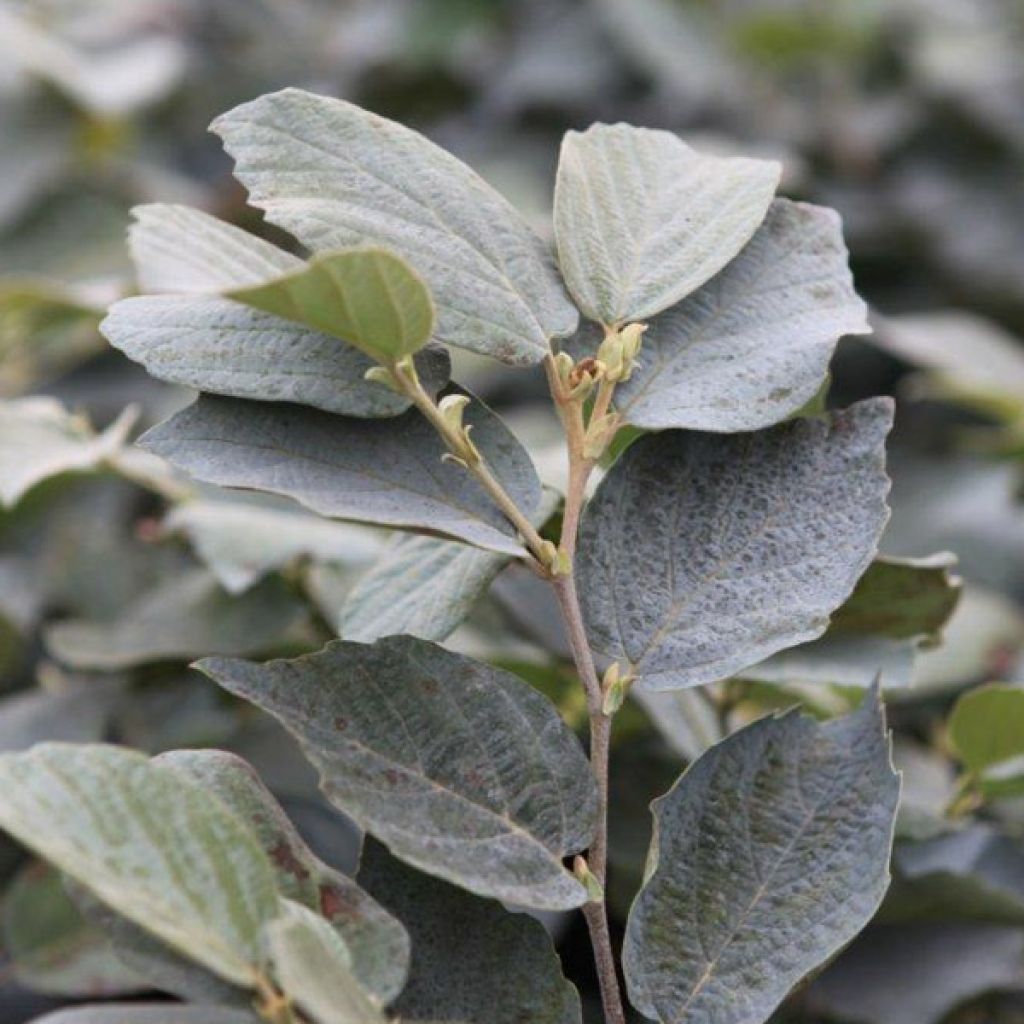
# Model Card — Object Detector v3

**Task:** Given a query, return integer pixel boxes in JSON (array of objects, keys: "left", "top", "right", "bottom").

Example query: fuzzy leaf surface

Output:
[
  {"left": 129, "top": 204, "right": 299, "bottom": 294},
  {"left": 44, "top": 568, "right": 308, "bottom": 670},
  {"left": 578, "top": 399, "right": 893, "bottom": 690},
  {"left": 0, "top": 744, "right": 280, "bottom": 987},
  {"left": 140, "top": 391, "right": 540, "bottom": 555},
  {"left": 554, "top": 122, "right": 779, "bottom": 324},
  {"left": 358, "top": 839, "right": 581, "bottom": 1024},
  {"left": 949, "top": 683, "right": 1024, "bottom": 774},
  {"left": 199, "top": 636, "right": 597, "bottom": 909},
  {"left": 212, "top": 88, "right": 577, "bottom": 365},
  {"left": 603, "top": 200, "right": 869, "bottom": 431},
  {"left": 104, "top": 295, "right": 449, "bottom": 418},
  {"left": 110, "top": 205, "right": 449, "bottom": 418},
  {"left": 741, "top": 552, "right": 961, "bottom": 688},
  {"left": 623, "top": 693, "right": 899, "bottom": 1023}
]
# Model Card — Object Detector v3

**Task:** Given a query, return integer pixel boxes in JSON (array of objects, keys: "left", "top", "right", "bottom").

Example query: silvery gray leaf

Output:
[
  {"left": 140, "top": 391, "right": 541, "bottom": 556},
  {"left": 104, "top": 295, "right": 450, "bottom": 418},
  {"left": 578, "top": 399, "right": 893, "bottom": 690},
  {"left": 623, "top": 691, "right": 899, "bottom": 1023},
  {"left": 44, "top": 568, "right": 309, "bottom": 671},
  {"left": 108, "top": 204, "right": 450, "bottom": 418},
  {"left": 212, "top": 89, "right": 578, "bottom": 365},
  {"left": 198, "top": 635, "right": 597, "bottom": 910},
  {"left": 358, "top": 838, "right": 581, "bottom": 1024},
  {"left": 128, "top": 205, "right": 299, "bottom": 294},
  {"left": 603, "top": 200, "right": 870, "bottom": 432},
  {"left": 554, "top": 122, "right": 778, "bottom": 324}
]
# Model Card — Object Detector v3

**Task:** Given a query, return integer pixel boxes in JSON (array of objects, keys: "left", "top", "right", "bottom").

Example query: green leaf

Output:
[
  {"left": 108, "top": 206, "right": 452, "bottom": 419},
  {"left": 212, "top": 88, "right": 577, "bottom": 365},
  {"left": 45, "top": 568, "right": 310, "bottom": 670},
  {"left": 140, "top": 390, "right": 541, "bottom": 556},
  {"left": 578, "top": 399, "right": 893, "bottom": 690},
  {"left": 228, "top": 248, "right": 435, "bottom": 362},
  {"left": 0, "top": 743, "right": 281, "bottom": 987},
  {"left": 0, "top": 399, "right": 134, "bottom": 509},
  {"left": 741, "top": 552, "right": 962, "bottom": 688},
  {"left": 553, "top": 122, "right": 779, "bottom": 325},
  {"left": 164, "top": 491, "right": 384, "bottom": 595},
  {"left": 157, "top": 749, "right": 409, "bottom": 1004},
  {"left": 266, "top": 900, "right": 387, "bottom": 1024},
  {"left": 198, "top": 635, "right": 597, "bottom": 910},
  {"left": 599, "top": 200, "right": 869, "bottom": 431},
  {"left": 950, "top": 683, "right": 1024, "bottom": 774},
  {"left": 623, "top": 691, "right": 899, "bottom": 1023},
  {"left": 1, "top": 861, "right": 142, "bottom": 997},
  {"left": 358, "top": 838, "right": 582, "bottom": 1024}
]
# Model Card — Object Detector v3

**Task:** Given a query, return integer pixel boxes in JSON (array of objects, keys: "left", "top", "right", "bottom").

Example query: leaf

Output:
[
  {"left": 108, "top": 205, "right": 451, "bottom": 419},
  {"left": 128, "top": 204, "right": 301, "bottom": 294},
  {"left": 873, "top": 310, "right": 1024, "bottom": 408},
  {"left": 212, "top": 88, "right": 577, "bottom": 365},
  {"left": 578, "top": 399, "right": 893, "bottom": 690},
  {"left": 140, "top": 391, "right": 541, "bottom": 556},
  {"left": 949, "top": 683, "right": 1024, "bottom": 775},
  {"left": 358, "top": 838, "right": 582, "bottom": 1024},
  {"left": 0, "top": 399, "right": 134, "bottom": 509},
  {"left": 339, "top": 534, "right": 511, "bottom": 643},
  {"left": 553, "top": 122, "right": 779, "bottom": 325},
  {"left": 622, "top": 692, "right": 899, "bottom": 1023},
  {"left": 28, "top": 1007, "right": 256, "bottom": 1024},
  {"left": 0, "top": 683, "right": 120, "bottom": 752},
  {"left": 45, "top": 568, "right": 310, "bottom": 670},
  {"left": 596, "top": 200, "right": 870, "bottom": 431},
  {"left": 198, "top": 635, "right": 597, "bottom": 910},
  {"left": 338, "top": 491, "right": 559, "bottom": 643},
  {"left": 1, "top": 861, "right": 142, "bottom": 997},
  {"left": 228, "top": 248, "right": 435, "bottom": 361},
  {"left": 741, "top": 552, "right": 962, "bottom": 689},
  {"left": 164, "top": 491, "right": 384, "bottom": 594},
  {"left": 266, "top": 900, "right": 387, "bottom": 1024},
  {"left": 157, "top": 749, "right": 409, "bottom": 1004},
  {"left": 886, "top": 826, "right": 1024, "bottom": 925},
  {"left": 0, "top": 279, "right": 105, "bottom": 396},
  {"left": 807, "top": 923, "right": 1024, "bottom": 1024},
  {"left": 105, "top": 294, "right": 450, "bottom": 419},
  {"left": 0, "top": 744, "right": 281, "bottom": 987}
]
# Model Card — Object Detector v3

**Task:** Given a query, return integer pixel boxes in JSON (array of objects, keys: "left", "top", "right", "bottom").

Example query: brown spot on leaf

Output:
[{"left": 269, "top": 839, "right": 310, "bottom": 881}]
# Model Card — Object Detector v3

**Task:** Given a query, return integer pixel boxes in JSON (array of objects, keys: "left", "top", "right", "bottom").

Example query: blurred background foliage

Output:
[{"left": 1, "top": 0, "right": 1024, "bottom": 1021}]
